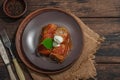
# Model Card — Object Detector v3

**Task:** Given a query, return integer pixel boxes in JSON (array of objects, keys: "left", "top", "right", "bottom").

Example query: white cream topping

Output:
[
  {"left": 53, "top": 35, "right": 63, "bottom": 47},
  {"left": 53, "top": 41, "right": 60, "bottom": 47},
  {"left": 54, "top": 35, "right": 63, "bottom": 44}
]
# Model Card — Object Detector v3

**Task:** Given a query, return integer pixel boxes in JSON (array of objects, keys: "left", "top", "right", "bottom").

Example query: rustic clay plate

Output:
[{"left": 16, "top": 8, "right": 83, "bottom": 74}]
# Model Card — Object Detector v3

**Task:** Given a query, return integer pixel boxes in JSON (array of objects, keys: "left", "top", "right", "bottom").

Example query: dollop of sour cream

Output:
[
  {"left": 54, "top": 35, "right": 63, "bottom": 43},
  {"left": 53, "top": 41, "right": 60, "bottom": 47},
  {"left": 53, "top": 35, "right": 63, "bottom": 47}
]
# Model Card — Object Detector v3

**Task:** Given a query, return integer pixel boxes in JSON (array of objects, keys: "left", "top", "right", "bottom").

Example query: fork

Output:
[{"left": 0, "top": 30, "right": 26, "bottom": 80}]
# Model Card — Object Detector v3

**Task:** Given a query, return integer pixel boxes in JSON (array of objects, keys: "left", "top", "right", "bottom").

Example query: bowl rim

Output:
[
  {"left": 15, "top": 8, "right": 84, "bottom": 74},
  {"left": 3, "top": 0, "right": 27, "bottom": 18}
]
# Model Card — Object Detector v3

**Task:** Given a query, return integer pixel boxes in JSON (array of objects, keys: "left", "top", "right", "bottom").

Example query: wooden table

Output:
[{"left": 0, "top": 0, "right": 120, "bottom": 80}]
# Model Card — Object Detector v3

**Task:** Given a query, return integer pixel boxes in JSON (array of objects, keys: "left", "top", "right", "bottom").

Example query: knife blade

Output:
[
  {"left": 0, "top": 39, "right": 17, "bottom": 80},
  {"left": 0, "top": 39, "right": 10, "bottom": 64}
]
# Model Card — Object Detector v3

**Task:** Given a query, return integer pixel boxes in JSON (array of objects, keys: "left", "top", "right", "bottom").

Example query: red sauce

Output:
[{"left": 38, "top": 24, "right": 72, "bottom": 62}]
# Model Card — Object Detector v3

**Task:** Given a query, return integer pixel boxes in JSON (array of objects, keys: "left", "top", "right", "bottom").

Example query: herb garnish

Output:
[{"left": 41, "top": 38, "right": 53, "bottom": 49}]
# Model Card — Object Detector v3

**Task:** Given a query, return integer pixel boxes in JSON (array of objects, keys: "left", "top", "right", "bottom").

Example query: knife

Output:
[
  {"left": 0, "top": 39, "right": 17, "bottom": 80},
  {"left": 0, "top": 30, "right": 26, "bottom": 80}
]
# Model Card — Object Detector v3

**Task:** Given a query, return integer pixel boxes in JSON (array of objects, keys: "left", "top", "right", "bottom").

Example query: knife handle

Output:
[
  {"left": 13, "top": 58, "right": 26, "bottom": 80},
  {"left": 7, "top": 64, "right": 17, "bottom": 80}
]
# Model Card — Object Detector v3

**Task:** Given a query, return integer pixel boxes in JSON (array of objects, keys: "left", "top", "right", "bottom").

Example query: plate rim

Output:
[{"left": 15, "top": 8, "right": 84, "bottom": 74}]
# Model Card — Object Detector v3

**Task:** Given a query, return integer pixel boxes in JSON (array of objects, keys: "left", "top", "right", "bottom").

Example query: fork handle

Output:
[
  {"left": 13, "top": 58, "right": 26, "bottom": 80},
  {"left": 7, "top": 64, "right": 17, "bottom": 80}
]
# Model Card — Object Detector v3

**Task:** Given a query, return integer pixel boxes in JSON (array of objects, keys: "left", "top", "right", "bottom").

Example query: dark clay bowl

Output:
[
  {"left": 16, "top": 8, "right": 83, "bottom": 74},
  {"left": 3, "top": 0, "right": 27, "bottom": 18}
]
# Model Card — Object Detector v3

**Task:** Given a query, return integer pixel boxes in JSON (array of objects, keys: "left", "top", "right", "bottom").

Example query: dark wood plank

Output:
[
  {"left": 96, "top": 64, "right": 120, "bottom": 80},
  {"left": 81, "top": 18, "right": 120, "bottom": 35},
  {"left": 1, "top": 0, "right": 120, "bottom": 17},
  {"left": 0, "top": 57, "right": 3, "bottom": 63},
  {"left": 0, "top": 63, "right": 32, "bottom": 80},
  {"left": 81, "top": 18, "right": 120, "bottom": 57},
  {"left": 0, "top": 63, "right": 9, "bottom": 80},
  {"left": 96, "top": 56, "right": 120, "bottom": 63},
  {"left": 0, "top": 63, "right": 120, "bottom": 80},
  {"left": 28, "top": 0, "right": 120, "bottom": 17}
]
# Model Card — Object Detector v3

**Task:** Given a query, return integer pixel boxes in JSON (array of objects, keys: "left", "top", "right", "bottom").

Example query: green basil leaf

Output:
[{"left": 41, "top": 38, "right": 53, "bottom": 49}]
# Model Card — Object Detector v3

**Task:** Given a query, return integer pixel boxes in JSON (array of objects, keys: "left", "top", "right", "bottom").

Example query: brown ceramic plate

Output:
[{"left": 16, "top": 8, "right": 83, "bottom": 74}]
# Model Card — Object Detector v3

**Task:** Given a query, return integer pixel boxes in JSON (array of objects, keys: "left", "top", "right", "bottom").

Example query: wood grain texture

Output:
[
  {"left": 0, "top": 63, "right": 9, "bottom": 80},
  {"left": 96, "top": 56, "right": 120, "bottom": 63},
  {"left": 96, "top": 64, "right": 120, "bottom": 80},
  {"left": 1, "top": 0, "right": 120, "bottom": 17},
  {"left": 0, "top": 63, "right": 32, "bottom": 80},
  {"left": 0, "top": 63, "right": 120, "bottom": 80},
  {"left": 81, "top": 18, "right": 120, "bottom": 57},
  {"left": 27, "top": 0, "right": 120, "bottom": 17}
]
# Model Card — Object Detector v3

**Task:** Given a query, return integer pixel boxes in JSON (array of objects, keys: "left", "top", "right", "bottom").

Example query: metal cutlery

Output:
[
  {"left": 0, "top": 39, "right": 17, "bottom": 80},
  {"left": 0, "top": 30, "right": 26, "bottom": 80}
]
